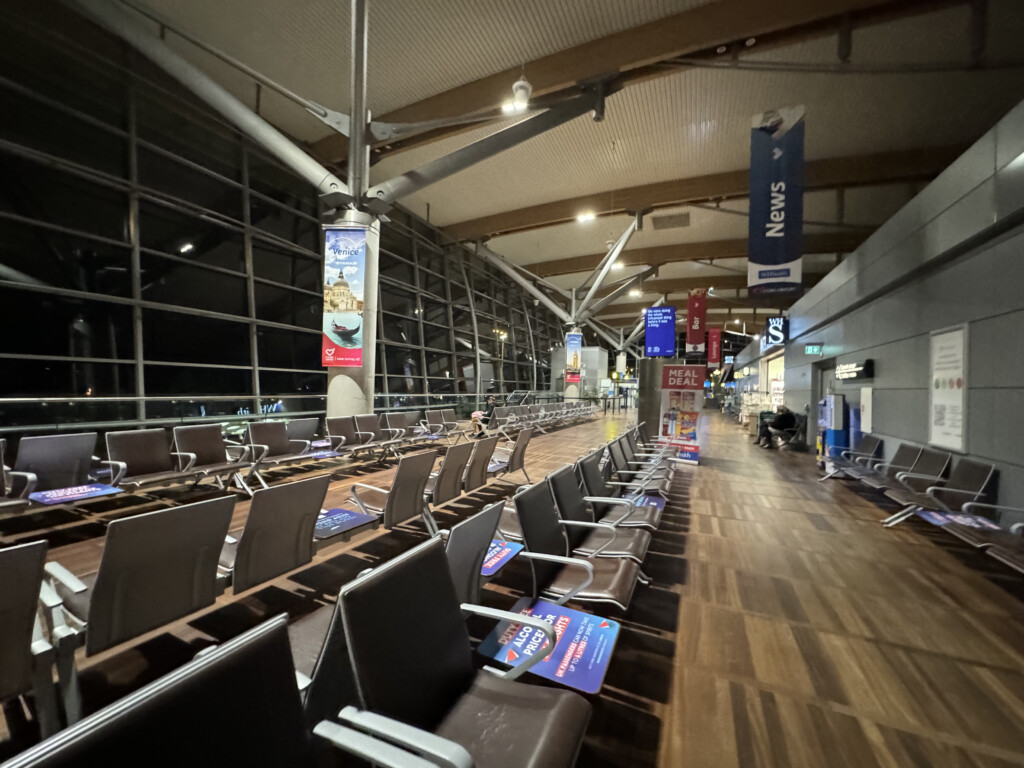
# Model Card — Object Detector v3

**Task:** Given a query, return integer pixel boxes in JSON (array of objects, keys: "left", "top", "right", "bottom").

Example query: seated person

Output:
[
  {"left": 471, "top": 395, "right": 497, "bottom": 437},
  {"left": 758, "top": 405, "right": 795, "bottom": 448}
]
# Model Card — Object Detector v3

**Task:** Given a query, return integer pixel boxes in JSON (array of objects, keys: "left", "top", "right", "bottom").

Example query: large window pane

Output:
[
  {"left": 137, "top": 94, "right": 242, "bottom": 183},
  {"left": 139, "top": 200, "right": 245, "bottom": 270},
  {"left": 143, "top": 309, "right": 250, "bottom": 366},
  {"left": 0, "top": 287, "right": 132, "bottom": 359},
  {"left": 381, "top": 313, "right": 419, "bottom": 345},
  {"left": 259, "top": 370, "right": 326, "bottom": 396},
  {"left": 254, "top": 283, "right": 320, "bottom": 329},
  {"left": 379, "top": 254, "right": 414, "bottom": 285},
  {"left": 257, "top": 327, "right": 321, "bottom": 370},
  {"left": 252, "top": 238, "right": 321, "bottom": 291},
  {"left": 422, "top": 323, "right": 451, "bottom": 351},
  {"left": 141, "top": 254, "right": 248, "bottom": 317},
  {"left": 144, "top": 364, "right": 252, "bottom": 396},
  {"left": 0, "top": 359, "right": 134, "bottom": 398},
  {"left": 139, "top": 147, "right": 242, "bottom": 220},
  {"left": 251, "top": 198, "right": 319, "bottom": 253}
]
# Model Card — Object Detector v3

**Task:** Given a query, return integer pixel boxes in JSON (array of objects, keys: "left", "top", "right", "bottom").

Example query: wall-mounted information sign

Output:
[
  {"left": 835, "top": 359, "right": 873, "bottom": 380},
  {"left": 644, "top": 306, "right": 676, "bottom": 357},
  {"left": 929, "top": 326, "right": 967, "bottom": 452}
]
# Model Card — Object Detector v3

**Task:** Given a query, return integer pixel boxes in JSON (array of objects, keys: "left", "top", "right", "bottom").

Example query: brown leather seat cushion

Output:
[
  {"left": 55, "top": 572, "right": 97, "bottom": 622},
  {"left": 573, "top": 527, "right": 651, "bottom": 562},
  {"left": 542, "top": 556, "right": 640, "bottom": 609},
  {"left": 436, "top": 670, "right": 590, "bottom": 768},
  {"left": 124, "top": 469, "right": 198, "bottom": 488}
]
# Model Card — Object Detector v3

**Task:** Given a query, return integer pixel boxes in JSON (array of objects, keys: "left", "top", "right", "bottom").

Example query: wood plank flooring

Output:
[{"left": 3, "top": 411, "right": 1023, "bottom": 767}]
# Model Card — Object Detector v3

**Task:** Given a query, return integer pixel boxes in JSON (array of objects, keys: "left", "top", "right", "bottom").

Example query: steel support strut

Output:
[{"left": 575, "top": 218, "right": 638, "bottom": 317}]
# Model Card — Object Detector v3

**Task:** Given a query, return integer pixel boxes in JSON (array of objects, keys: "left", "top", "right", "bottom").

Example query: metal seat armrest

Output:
[
  {"left": 894, "top": 471, "right": 945, "bottom": 493},
  {"left": 247, "top": 443, "right": 270, "bottom": 463},
  {"left": 963, "top": 502, "right": 1024, "bottom": 516},
  {"left": 44, "top": 561, "right": 88, "bottom": 593},
  {"left": 329, "top": 708, "right": 472, "bottom": 768},
  {"left": 354, "top": 430, "right": 376, "bottom": 444},
  {"left": 926, "top": 485, "right": 983, "bottom": 509},
  {"left": 101, "top": 460, "right": 127, "bottom": 486},
  {"left": 350, "top": 482, "right": 387, "bottom": 516},
  {"left": 459, "top": 604, "right": 558, "bottom": 680},
  {"left": 225, "top": 444, "right": 251, "bottom": 462},
  {"left": 382, "top": 427, "right": 405, "bottom": 439},
  {"left": 584, "top": 495, "right": 637, "bottom": 525},
  {"left": 561, "top": 520, "right": 619, "bottom": 556},
  {"left": 10, "top": 470, "right": 38, "bottom": 498},
  {"left": 518, "top": 551, "right": 594, "bottom": 605},
  {"left": 328, "top": 435, "right": 347, "bottom": 450},
  {"left": 171, "top": 451, "right": 197, "bottom": 471},
  {"left": 288, "top": 439, "right": 311, "bottom": 454}
]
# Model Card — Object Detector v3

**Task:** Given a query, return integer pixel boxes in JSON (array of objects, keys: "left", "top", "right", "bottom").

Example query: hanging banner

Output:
[
  {"left": 929, "top": 326, "right": 967, "bottom": 452},
  {"left": 685, "top": 291, "right": 707, "bottom": 353},
  {"left": 748, "top": 105, "right": 805, "bottom": 297},
  {"left": 644, "top": 306, "right": 676, "bottom": 357},
  {"left": 565, "top": 332, "right": 582, "bottom": 376},
  {"left": 708, "top": 328, "right": 722, "bottom": 367},
  {"left": 322, "top": 228, "right": 367, "bottom": 367},
  {"left": 659, "top": 364, "right": 705, "bottom": 463}
]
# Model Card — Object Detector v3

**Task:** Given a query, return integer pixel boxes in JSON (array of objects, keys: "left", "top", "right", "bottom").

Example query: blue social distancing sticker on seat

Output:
[
  {"left": 916, "top": 510, "right": 1003, "bottom": 529},
  {"left": 314, "top": 507, "right": 376, "bottom": 539},
  {"left": 628, "top": 493, "right": 666, "bottom": 511},
  {"left": 478, "top": 596, "right": 620, "bottom": 694},
  {"left": 29, "top": 484, "right": 122, "bottom": 505},
  {"left": 481, "top": 539, "right": 524, "bottom": 576}
]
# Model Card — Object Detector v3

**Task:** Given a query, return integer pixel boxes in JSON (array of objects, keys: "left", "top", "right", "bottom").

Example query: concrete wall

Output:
[{"left": 737, "top": 97, "right": 1024, "bottom": 506}]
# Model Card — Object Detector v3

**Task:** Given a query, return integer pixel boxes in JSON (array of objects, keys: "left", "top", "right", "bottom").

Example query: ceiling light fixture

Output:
[
  {"left": 629, "top": 288, "right": 641, "bottom": 297},
  {"left": 576, "top": 212, "right": 596, "bottom": 223},
  {"left": 512, "top": 75, "right": 532, "bottom": 112},
  {"left": 612, "top": 261, "right": 622, "bottom": 269},
  {"left": 179, "top": 243, "right": 195, "bottom": 254}
]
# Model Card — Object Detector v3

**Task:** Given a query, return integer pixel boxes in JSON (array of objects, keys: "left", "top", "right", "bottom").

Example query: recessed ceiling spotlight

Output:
[
  {"left": 179, "top": 243, "right": 195, "bottom": 254},
  {"left": 629, "top": 288, "right": 641, "bottom": 297},
  {"left": 576, "top": 212, "right": 596, "bottom": 223},
  {"left": 745, "top": 37, "right": 756, "bottom": 47},
  {"left": 612, "top": 261, "right": 622, "bottom": 269},
  {"left": 716, "top": 45, "right": 727, "bottom": 54}
]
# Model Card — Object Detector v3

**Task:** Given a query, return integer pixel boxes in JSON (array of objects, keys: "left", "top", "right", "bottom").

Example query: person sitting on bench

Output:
[{"left": 758, "top": 406, "right": 795, "bottom": 449}]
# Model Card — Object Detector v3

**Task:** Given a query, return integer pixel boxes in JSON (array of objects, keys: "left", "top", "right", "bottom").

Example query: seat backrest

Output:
[
  {"left": 1, "top": 438, "right": 8, "bottom": 496},
  {"left": 855, "top": 434, "right": 882, "bottom": 458},
  {"left": 340, "top": 537, "right": 474, "bottom": 732},
  {"left": 326, "top": 416, "right": 359, "bottom": 446},
  {"left": 506, "top": 427, "right": 534, "bottom": 473},
  {"left": 106, "top": 429, "right": 174, "bottom": 477},
  {"left": 173, "top": 425, "right": 231, "bottom": 468},
  {"left": 441, "top": 408, "right": 458, "bottom": 425},
  {"left": 947, "top": 458, "right": 998, "bottom": 496},
  {"left": 606, "top": 438, "right": 631, "bottom": 478},
  {"left": 444, "top": 502, "right": 502, "bottom": 605},
  {"left": 624, "top": 430, "right": 642, "bottom": 456},
  {"left": 884, "top": 444, "right": 923, "bottom": 479},
  {"left": 637, "top": 422, "right": 652, "bottom": 444},
  {"left": 514, "top": 482, "right": 570, "bottom": 592},
  {"left": 493, "top": 406, "right": 510, "bottom": 423},
  {"left": 247, "top": 421, "right": 291, "bottom": 458},
  {"left": 87, "top": 496, "right": 235, "bottom": 655},
  {"left": 5, "top": 616, "right": 313, "bottom": 768},
  {"left": 354, "top": 414, "right": 383, "bottom": 442},
  {"left": 426, "top": 410, "right": 444, "bottom": 428},
  {"left": 547, "top": 465, "right": 592, "bottom": 550},
  {"left": 0, "top": 541, "right": 47, "bottom": 702},
  {"left": 232, "top": 475, "right": 331, "bottom": 594},
  {"left": 383, "top": 450, "right": 437, "bottom": 528},
  {"left": 576, "top": 449, "right": 611, "bottom": 498},
  {"left": 464, "top": 436, "right": 499, "bottom": 492},
  {"left": 906, "top": 449, "right": 952, "bottom": 490},
  {"left": 15, "top": 433, "right": 97, "bottom": 491},
  {"left": 430, "top": 442, "right": 473, "bottom": 505},
  {"left": 285, "top": 418, "right": 319, "bottom": 443}
]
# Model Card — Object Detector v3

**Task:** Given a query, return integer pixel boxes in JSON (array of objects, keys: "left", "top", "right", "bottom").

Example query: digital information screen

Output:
[{"left": 644, "top": 306, "right": 676, "bottom": 357}]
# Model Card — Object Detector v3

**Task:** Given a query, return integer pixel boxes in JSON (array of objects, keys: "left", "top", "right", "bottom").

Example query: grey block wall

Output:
[{"left": 735, "top": 97, "right": 1024, "bottom": 506}]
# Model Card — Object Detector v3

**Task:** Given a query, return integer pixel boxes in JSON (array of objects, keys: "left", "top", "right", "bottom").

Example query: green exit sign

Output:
[{"left": 805, "top": 344, "right": 822, "bottom": 355}]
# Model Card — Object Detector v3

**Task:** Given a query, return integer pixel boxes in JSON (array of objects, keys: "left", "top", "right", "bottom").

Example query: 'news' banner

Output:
[
  {"left": 707, "top": 328, "right": 722, "bottom": 367},
  {"left": 685, "top": 291, "right": 706, "bottom": 353},
  {"left": 644, "top": 305, "right": 676, "bottom": 357},
  {"left": 748, "top": 106, "right": 805, "bottom": 298},
  {"left": 322, "top": 228, "right": 367, "bottom": 367}
]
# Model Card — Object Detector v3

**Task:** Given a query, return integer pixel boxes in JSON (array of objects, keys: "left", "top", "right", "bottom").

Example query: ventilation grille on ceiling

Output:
[{"left": 651, "top": 212, "right": 691, "bottom": 230}]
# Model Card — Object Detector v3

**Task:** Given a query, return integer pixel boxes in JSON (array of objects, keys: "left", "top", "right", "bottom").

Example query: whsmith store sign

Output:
[{"left": 759, "top": 316, "right": 789, "bottom": 354}]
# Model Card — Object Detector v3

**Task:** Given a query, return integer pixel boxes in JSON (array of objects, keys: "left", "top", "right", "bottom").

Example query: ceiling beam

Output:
[
  {"left": 312, "top": 0, "right": 961, "bottom": 165},
  {"left": 636, "top": 271, "right": 828, "bottom": 296},
  {"left": 530, "top": 231, "right": 865, "bottom": 278},
  {"left": 444, "top": 145, "right": 962, "bottom": 241},
  {"left": 596, "top": 296, "right": 797, "bottom": 318}
]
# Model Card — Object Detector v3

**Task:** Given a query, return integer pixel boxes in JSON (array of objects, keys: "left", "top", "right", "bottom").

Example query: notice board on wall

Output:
[{"left": 929, "top": 326, "right": 967, "bottom": 452}]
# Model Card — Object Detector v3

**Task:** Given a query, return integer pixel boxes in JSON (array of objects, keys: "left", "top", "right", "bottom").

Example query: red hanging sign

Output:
[
  {"left": 708, "top": 328, "right": 722, "bottom": 366},
  {"left": 661, "top": 365, "right": 705, "bottom": 390},
  {"left": 685, "top": 291, "right": 707, "bottom": 352}
]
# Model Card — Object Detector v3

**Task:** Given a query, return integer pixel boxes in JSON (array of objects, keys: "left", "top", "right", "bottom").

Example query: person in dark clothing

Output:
[
  {"left": 758, "top": 406, "right": 795, "bottom": 448},
  {"left": 473, "top": 396, "right": 497, "bottom": 437}
]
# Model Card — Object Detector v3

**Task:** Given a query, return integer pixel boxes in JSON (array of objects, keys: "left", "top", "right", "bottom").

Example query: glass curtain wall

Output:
[{"left": 0, "top": 5, "right": 562, "bottom": 433}]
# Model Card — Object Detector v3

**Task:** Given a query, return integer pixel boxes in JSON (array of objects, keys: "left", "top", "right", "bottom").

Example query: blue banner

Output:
[
  {"left": 644, "top": 306, "right": 676, "bottom": 357},
  {"left": 481, "top": 539, "right": 524, "bottom": 577},
  {"left": 479, "top": 596, "right": 620, "bottom": 694},
  {"left": 748, "top": 106, "right": 805, "bottom": 297},
  {"left": 314, "top": 507, "right": 377, "bottom": 539},
  {"left": 29, "top": 483, "right": 122, "bottom": 505},
  {"left": 916, "top": 510, "right": 1002, "bottom": 530}
]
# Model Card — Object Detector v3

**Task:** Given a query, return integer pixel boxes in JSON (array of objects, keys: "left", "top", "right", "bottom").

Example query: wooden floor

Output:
[{"left": 3, "top": 412, "right": 1024, "bottom": 766}]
